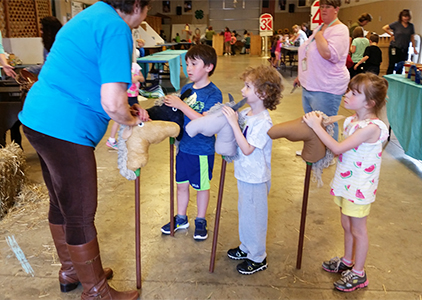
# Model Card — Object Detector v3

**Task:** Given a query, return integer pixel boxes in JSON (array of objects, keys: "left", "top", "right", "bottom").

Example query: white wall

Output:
[{"left": 2, "top": 38, "right": 44, "bottom": 64}]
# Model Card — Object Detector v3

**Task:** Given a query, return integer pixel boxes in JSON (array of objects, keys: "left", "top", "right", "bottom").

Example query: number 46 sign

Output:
[{"left": 259, "top": 13, "right": 273, "bottom": 37}]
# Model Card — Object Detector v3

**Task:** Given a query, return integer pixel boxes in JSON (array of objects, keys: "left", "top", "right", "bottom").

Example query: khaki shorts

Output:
[{"left": 334, "top": 196, "right": 371, "bottom": 218}]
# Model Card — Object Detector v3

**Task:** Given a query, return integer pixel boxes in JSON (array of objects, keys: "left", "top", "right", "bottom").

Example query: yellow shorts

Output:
[{"left": 334, "top": 196, "right": 371, "bottom": 218}]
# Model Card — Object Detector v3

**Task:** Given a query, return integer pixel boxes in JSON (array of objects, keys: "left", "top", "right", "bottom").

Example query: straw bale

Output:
[{"left": 0, "top": 142, "right": 26, "bottom": 220}]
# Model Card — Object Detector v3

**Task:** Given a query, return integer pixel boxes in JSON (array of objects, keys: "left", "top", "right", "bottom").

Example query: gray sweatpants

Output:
[{"left": 238, "top": 180, "right": 270, "bottom": 263}]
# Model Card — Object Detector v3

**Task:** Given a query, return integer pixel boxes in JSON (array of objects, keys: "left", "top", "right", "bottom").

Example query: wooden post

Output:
[
  {"left": 169, "top": 138, "right": 175, "bottom": 236},
  {"left": 135, "top": 169, "right": 142, "bottom": 289},
  {"left": 296, "top": 162, "right": 312, "bottom": 269},
  {"left": 209, "top": 157, "right": 227, "bottom": 273}
]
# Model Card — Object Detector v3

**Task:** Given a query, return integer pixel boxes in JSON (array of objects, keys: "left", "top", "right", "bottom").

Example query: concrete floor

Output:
[{"left": 1, "top": 55, "right": 422, "bottom": 300}]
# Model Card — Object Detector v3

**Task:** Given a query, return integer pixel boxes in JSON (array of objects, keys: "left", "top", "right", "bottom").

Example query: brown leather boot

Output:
[
  {"left": 67, "top": 237, "right": 139, "bottom": 300},
  {"left": 49, "top": 223, "right": 114, "bottom": 292}
]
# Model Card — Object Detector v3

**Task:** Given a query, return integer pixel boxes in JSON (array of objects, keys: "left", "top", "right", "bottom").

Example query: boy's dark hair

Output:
[
  {"left": 347, "top": 72, "right": 388, "bottom": 117},
  {"left": 369, "top": 33, "right": 379, "bottom": 43},
  {"left": 101, "top": 0, "right": 150, "bottom": 14},
  {"left": 240, "top": 65, "right": 284, "bottom": 111},
  {"left": 41, "top": 16, "right": 62, "bottom": 52},
  {"left": 398, "top": 9, "right": 411, "bottom": 22},
  {"left": 186, "top": 44, "right": 217, "bottom": 77}
]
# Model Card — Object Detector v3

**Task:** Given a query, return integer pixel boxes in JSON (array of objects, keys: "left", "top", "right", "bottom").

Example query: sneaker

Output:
[
  {"left": 322, "top": 257, "right": 353, "bottom": 273},
  {"left": 334, "top": 270, "right": 368, "bottom": 292},
  {"left": 227, "top": 246, "right": 247, "bottom": 260},
  {"left": 237, "top": 258, "right": 267, "bottom": 275},
  {"left": 161, "top": 215, "right": 189, "bottom": 235},
  {"left": 193, "top": 219, "right": 208, "bottom": 240},
  {"left": 106, "top": 140, "right": 117, "bottom": 149},
  {"left": 224, "top": 53, "right": 228, "bottom": 56}
]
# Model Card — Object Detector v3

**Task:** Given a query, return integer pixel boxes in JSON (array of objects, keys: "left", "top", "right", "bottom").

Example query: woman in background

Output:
[
  {"left": 383, "top": 9, "right": 418, "bottom": 74},
  {"left": 294, "top": 0, "right": 349, "bottom": 141}
]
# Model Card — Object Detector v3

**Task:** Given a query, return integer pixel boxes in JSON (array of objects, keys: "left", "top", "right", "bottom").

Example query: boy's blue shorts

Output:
[{"left": 176, "top": 151, "right": 215, "bottom": 191}]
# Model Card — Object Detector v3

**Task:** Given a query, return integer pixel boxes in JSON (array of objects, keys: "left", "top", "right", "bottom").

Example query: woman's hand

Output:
[
  {"left": 3, "top": 64, "right": 16, "bottom": 78},
  {"left": 314, "top": 26, "right": 331, "bottom": 60},
  {"left": 0, "top": 54, "right": 16, "bottom": 78},
  {"left": 293, "top": 77, "right": 301, "bottom": 88},
  {"left": 131, "top": 103, "right": 150, "bottom": 122},
  {"left": 302, "top": 111, "right": 323, "bottom": 129}
]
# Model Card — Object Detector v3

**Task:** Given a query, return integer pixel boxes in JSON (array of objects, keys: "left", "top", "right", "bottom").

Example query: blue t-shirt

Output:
[
  {"left": 19, "top": 2, "right": 133, "bottom": 147},
  {"left": 179, "top": 82, "right": 222, "bottom": 155}
]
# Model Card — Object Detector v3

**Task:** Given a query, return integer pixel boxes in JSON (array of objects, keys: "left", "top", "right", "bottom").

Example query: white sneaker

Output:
[{"left": 295, "top": 150, "right": 302, "bottom": 156}]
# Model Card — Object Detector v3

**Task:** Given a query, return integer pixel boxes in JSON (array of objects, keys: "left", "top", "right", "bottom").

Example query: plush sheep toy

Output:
[{"left": 186, "top": 95, "right": 247, "bottom": 158}]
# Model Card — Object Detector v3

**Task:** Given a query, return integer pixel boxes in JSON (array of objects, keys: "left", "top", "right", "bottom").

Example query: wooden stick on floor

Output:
[
  {"left": 209, "top": 157, "right": 227, "bottom": 273},
  {"left": 135, "top": 169, "right": 142, "bottom": 289},
  {"left": 296, "top": 162, "right": 312, "bottom": 269},
  {"left": 170, "top": 138, "right": 175, "bottom": 236}
]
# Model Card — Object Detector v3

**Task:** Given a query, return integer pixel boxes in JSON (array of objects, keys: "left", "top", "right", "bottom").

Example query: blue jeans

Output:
[{"left": 302, "top": 88, "right": 343, "bottom": 140}]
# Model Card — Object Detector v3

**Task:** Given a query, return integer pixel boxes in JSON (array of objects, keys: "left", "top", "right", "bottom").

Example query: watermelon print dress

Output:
[{"left": 330, "top": 116, "right": 389, "bottom": 205}]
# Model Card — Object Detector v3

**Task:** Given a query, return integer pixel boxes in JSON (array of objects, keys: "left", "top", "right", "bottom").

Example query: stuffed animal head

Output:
[
  {"left": 268, "top": 112, "right": 344, "bottom": 187},
  {"left": 147, "top": 103, "right": 184, "bottom": 140},
  {"left": 185, "top": 95, "right": 247, "bottom": 157},
  {"left": 146, "top": 89, "right": 192, "bottom": 141},
  {"left": 267, "top": 112, "right": 344, "bottom": 163},
  {"left": 118, "top": 121, "right": 180, "bottom": 180}
]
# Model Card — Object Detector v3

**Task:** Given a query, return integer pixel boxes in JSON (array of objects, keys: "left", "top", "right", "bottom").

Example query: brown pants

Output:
[{"left": 23, "top": 125, "right": 97, "bottom": 245}]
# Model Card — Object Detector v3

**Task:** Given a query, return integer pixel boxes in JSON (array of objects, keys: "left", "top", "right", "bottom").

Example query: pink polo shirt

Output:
[{"left": 298, "top": 23, "right": 349, "bottom": 96}]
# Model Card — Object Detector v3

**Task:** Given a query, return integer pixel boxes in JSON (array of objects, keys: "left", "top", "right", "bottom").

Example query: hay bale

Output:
[{"left": 0, "top": 142, "right": 26, "bottom": 220}]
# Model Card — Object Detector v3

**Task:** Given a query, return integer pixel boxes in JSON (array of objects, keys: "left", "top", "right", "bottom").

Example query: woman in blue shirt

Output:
[{"left": 19, "top": 1, "right": 150, "bottom": 299}]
